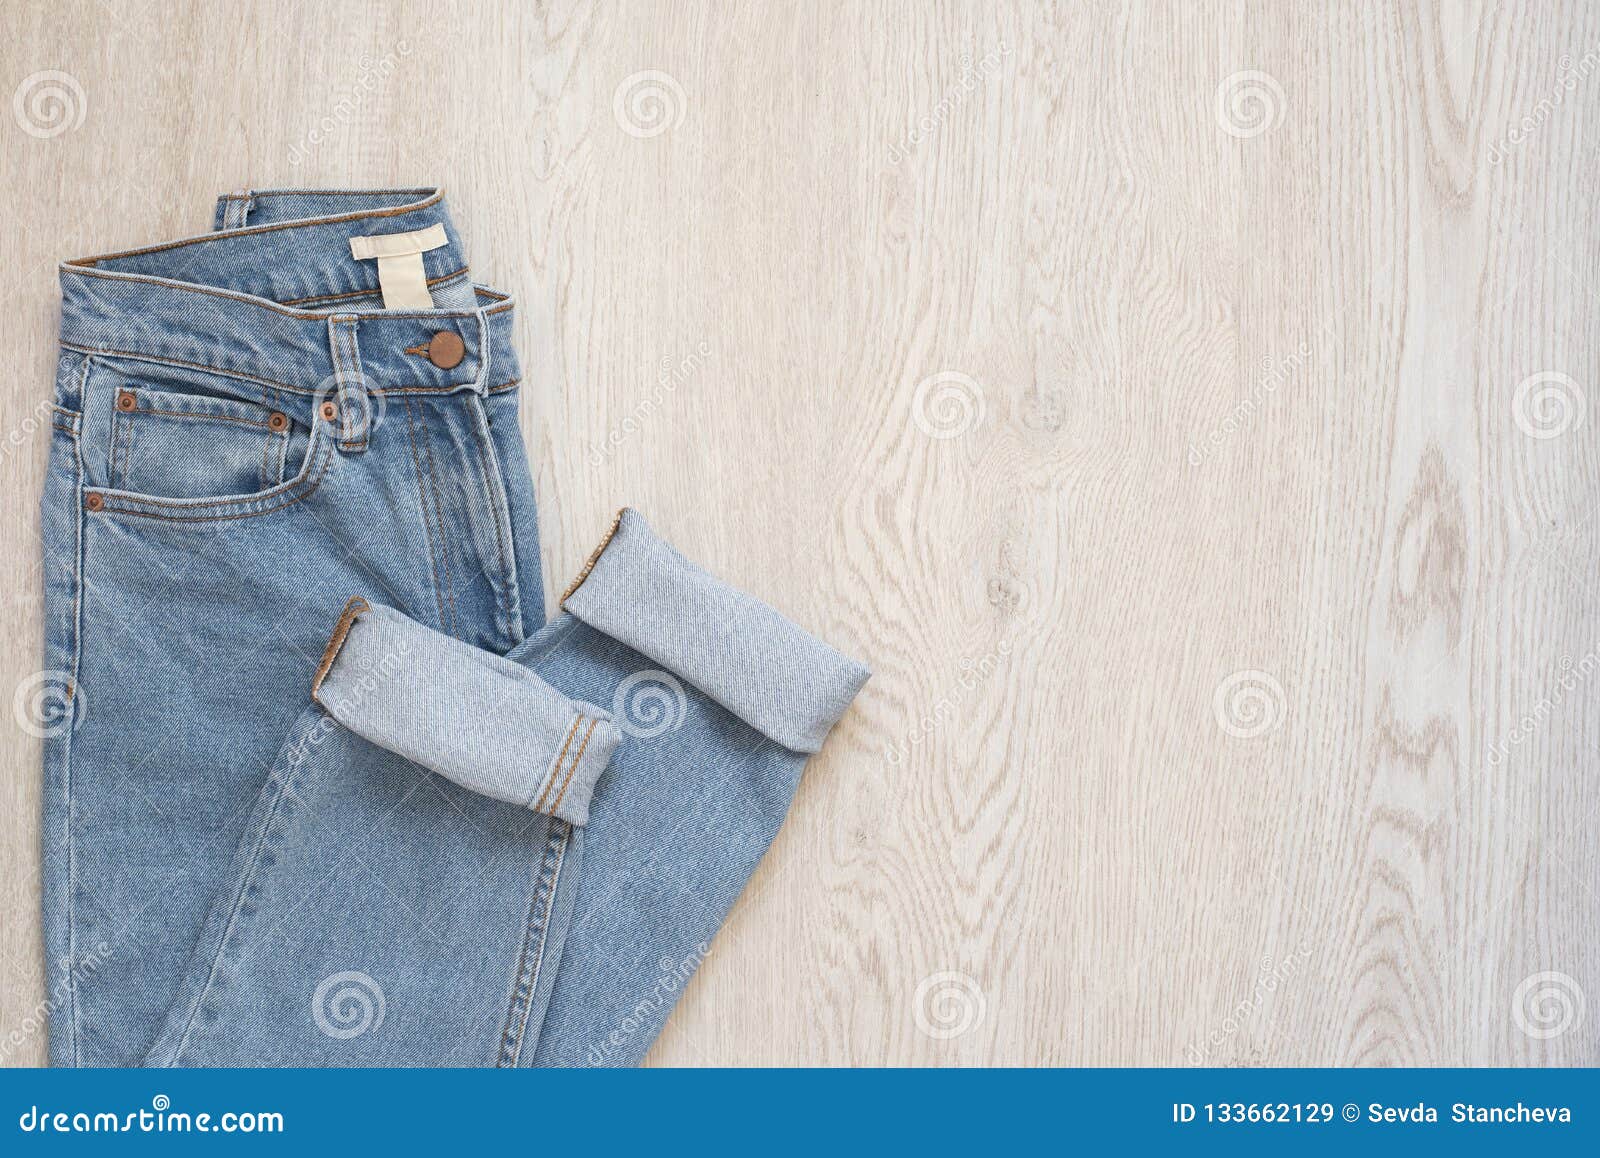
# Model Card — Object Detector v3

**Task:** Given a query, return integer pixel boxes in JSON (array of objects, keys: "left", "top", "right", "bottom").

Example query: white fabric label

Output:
[{"left": 349, "top": 223, "right": 448, "bottom": 309}]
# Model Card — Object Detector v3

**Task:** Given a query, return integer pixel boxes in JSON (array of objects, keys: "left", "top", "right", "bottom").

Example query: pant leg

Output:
[
  {"left": 522, "top": 509, "right": 870, "bottom": 1065},
  {"left": 140, "top": 599, "right": 619, "bottom": 1066},
  {"left": 139, "top": 511, "right": 866, "bottom": 1065}
]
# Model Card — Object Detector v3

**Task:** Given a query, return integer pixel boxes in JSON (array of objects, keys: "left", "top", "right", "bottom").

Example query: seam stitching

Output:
[
  {"left": 501, "top": 822, "right": 569, "bottom": 1066},
  {"left": 401, "top": 398, "right": 450, "bottom": 634},
  {"left": 282, "top": 266, "right": 469, "bottom": 306},
  {"left": 310, "top": 596, "right": 372, "bottom": 703},
  {"left": 560, "top": 508, "right": 627, "bottom": 606},
  {"left": 412, "top": 401, "right": 457, "bottom": 635},
  {"left": 94, "top": 438, "right": 333, "bottom": 522},
  {"left": 464, "top": 395, "right": 516, "bottom": 642},
  {"left": 533, "top": 717, "right": 583, "bottom": 814},
  {"left": 549, "top": 719, "right": 600, "bottom": 816},
  {"left": 70, "top": 191, "right": 444, "bottom": 266}
]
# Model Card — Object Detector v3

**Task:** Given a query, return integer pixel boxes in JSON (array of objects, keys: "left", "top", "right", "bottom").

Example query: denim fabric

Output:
[{"left": 40, "top": 189, "right": 867, "bottom": 1066}]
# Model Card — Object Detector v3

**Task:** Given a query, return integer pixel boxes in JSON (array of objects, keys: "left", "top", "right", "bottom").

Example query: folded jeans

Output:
[{"left": 39, "top": 189, "right": 868, "bottom": 1067}]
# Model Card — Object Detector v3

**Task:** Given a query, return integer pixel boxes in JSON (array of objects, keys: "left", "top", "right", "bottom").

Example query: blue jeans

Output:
[{"left": 39, "top": 189, "right": 868, "bottom": 1066}]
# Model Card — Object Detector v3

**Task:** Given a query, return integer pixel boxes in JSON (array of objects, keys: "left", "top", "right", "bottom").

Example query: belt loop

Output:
[
  {"left": 326, "top": 316, "right": 373, "bottom": 454},
  {"left": 471, "top": 307, "right": 492, "bottom": 395},
  {"left": 216, "top": 191, "right": 255, "bottom": 231}
]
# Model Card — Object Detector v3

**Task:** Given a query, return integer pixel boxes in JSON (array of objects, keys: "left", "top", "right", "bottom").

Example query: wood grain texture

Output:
[{"left": 2, "top": 0, "right": 1597, "bottom": 1066}]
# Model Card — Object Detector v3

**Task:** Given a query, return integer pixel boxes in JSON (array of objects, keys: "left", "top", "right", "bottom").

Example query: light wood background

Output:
[{"left": 3, "top": 0, "right": 1597, "bottom": 1066}]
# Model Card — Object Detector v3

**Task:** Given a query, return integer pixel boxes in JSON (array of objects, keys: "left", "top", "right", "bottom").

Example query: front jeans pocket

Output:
[{"left": 108, "top": 382, "right": 293, "bottom": 497}]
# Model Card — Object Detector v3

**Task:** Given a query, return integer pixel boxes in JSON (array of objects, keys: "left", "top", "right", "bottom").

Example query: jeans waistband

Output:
[{"left": 55, "top": 188, "right": 521, "bottom": 410}]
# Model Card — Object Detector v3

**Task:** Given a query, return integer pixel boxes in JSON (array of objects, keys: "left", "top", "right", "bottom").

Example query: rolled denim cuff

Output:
[
  {"left": 311, "top": 597, "right": 619, "bottom": 825},
  {"left": 560, "top": 509, "right": 870, "bottom": 753}
]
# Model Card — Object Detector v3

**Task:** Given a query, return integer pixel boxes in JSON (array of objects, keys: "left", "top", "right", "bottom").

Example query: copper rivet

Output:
[
  {"left": 268, "top": 411, "right": 289, "bottom": 432},
  {"left": 115, "top": 390, "right": 136, "bottom": 412},
  {"left": 84, "top": 493, "right": 104, "bottom": 512},
  {"left": 319, "top": 401, "right": 337, "bottom": 422},
  {"left": 427, "top": 330, "right": 466, "bottom": 370}
]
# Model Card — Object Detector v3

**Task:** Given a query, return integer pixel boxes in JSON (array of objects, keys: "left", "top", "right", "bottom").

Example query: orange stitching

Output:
[
  {"left": 402, "top": 397, "right": 450, "bottom": 634},
  {"left": 58, "top": 343, "right": 520, "bottom": 398},
  {"left": 560, "top": 509, "right": 627, "bottom": 606},
  {"left": 70, "top": 191, "right": 444, "bottom": 266},
  {"left": 310, "top": 595, "right": 373, "bottom": 704},
  {"left": 413, "top": 399, "right": 457, "bottom": 635},
  {"left": 128, "top": 405, "right": 277, "bottom": 430},
  {"left": 229, "top": 188, "right": 439, "bottom": 200},
  {"left": 549, "top": 718, "right": 599, "bottom": 816},
  {"left": 464, "top": 397, "right": 512, "bottom": 634},
  {"left": 94, "top": 433, "right": 328, "bottom": 510},
  {"left": 94, "top": 439, "right": 333, "bottom": 521},
  {"left": 534, "top": 717, "right": 583, "bottom": 813},
  {"left": 60, "top": 265, "right": 501, "bottom": 323},
  {"left": 282, "top": 266, "right": 469, "bottom": 306},
  {"left": 112, "top": 407, "right": 130, "bottom": 489}
]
